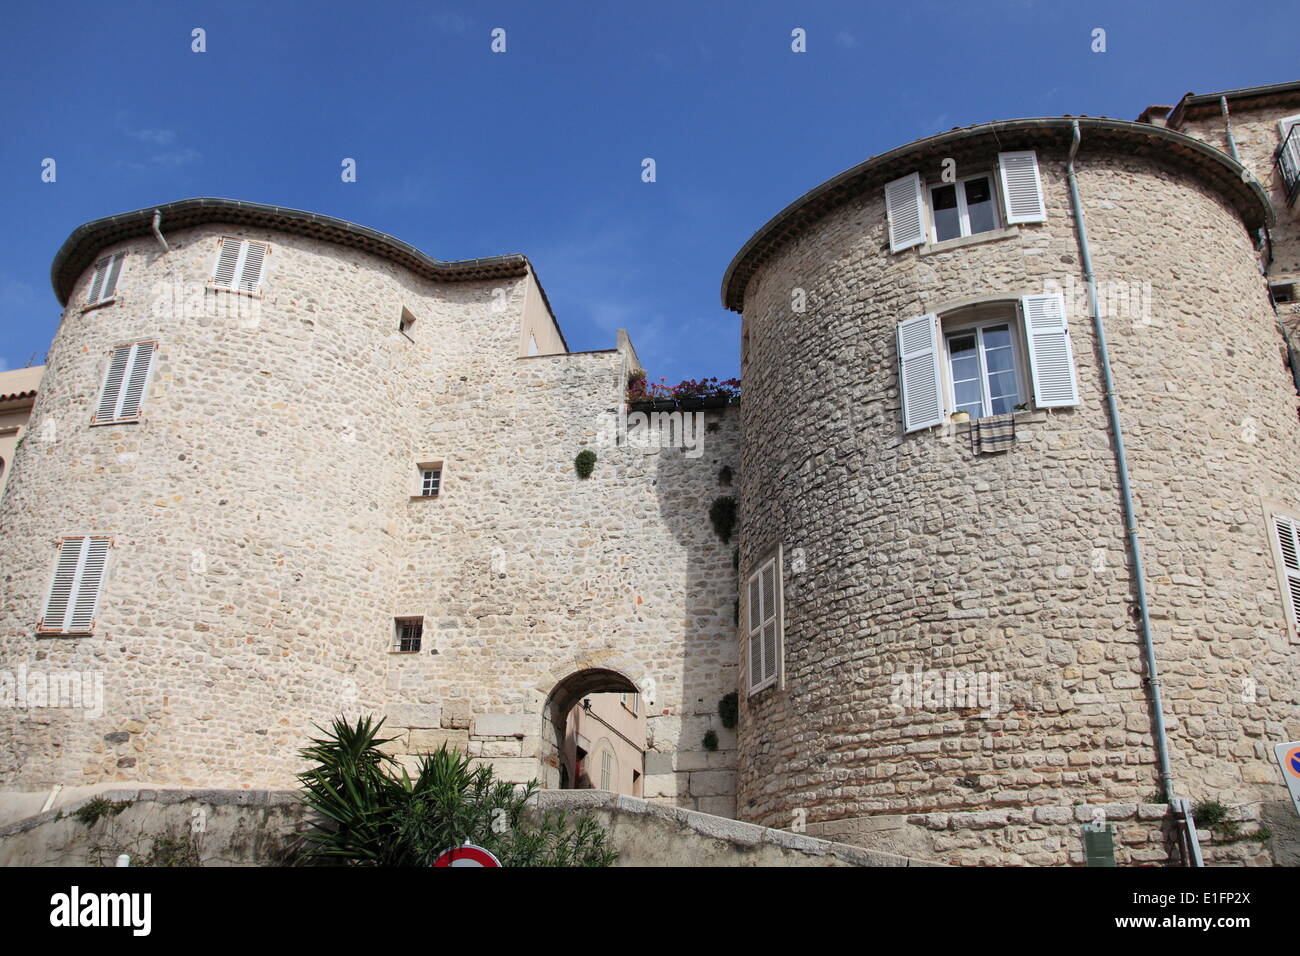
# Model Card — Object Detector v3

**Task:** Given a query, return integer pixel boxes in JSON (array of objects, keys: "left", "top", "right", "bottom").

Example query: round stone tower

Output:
[{"left": 723, "top": 117, "right": 1300, "bottom": 864}]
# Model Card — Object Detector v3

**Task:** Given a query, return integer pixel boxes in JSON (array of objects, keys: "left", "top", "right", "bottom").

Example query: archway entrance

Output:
[{"left": 541, "top": 668, "right": 644, "bottom": 794}]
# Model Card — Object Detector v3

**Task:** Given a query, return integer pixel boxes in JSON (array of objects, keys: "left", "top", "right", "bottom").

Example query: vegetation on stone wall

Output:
[
  {"left": 298, "top": 716, "right": 616, "bottom": 867},
  {"left": 718, "top": 692, "right": 738, "bottom": 730},
  {"left": 703, "top": 730, "right": 718, "bottom": 752},
  {"left": 710, "top": 496, "right": 737, "bottom": 543},
  {"left": 574, "top": 449, "right": 597, "bottom": 479},
  {"left": 626, "top": 373, "right": 741, "bottom": 405}
]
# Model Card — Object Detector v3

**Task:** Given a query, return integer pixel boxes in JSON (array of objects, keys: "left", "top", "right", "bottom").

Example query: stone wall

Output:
[
  {"left": 0, "top": 219, "right": 740, "bottom": 816},
  {"left": 734, "top": 135, "right": 1300, "bottom": 863}
]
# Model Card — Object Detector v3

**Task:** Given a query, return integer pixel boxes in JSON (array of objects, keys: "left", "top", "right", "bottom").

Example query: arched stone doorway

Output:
[{"left": 540, "top": 667, "right": 640, "bottom": 792}]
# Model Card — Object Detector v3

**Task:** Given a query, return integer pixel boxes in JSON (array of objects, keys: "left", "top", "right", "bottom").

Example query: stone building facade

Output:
[
  {"left": 723, "top": 84, "right": 1300, "bottom": 864},
  {"left": 0, "top": 199, "right": 740, "bottom": 822},
  {"left": 3, "top": 80, "right": 1300, "bottom": 866}
]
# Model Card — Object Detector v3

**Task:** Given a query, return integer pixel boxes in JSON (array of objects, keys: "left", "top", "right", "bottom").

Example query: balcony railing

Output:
[{"left": 1278, "top": 124, "right": 1300, "bottom": 207}]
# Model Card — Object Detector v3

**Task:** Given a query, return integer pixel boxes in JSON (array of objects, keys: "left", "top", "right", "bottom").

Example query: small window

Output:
[
  {"left": 400, "top": 307, "right": 416, "bottom": 336},
  {"left": 210, "top": 237, "right": 268, "bottom": 293},
  {"left": 621, "top": 692, "right": 638, "bottom": 715},
  {"left": 86, "top": 253, "right": 125, "bottom": 305},
  {"left": 1271, "top": 282, "right": 1295, "bottom": 305},
  {"left": 39, "top": 535, "right": 112, "bottom": 635},
  {"left": 417, "top": 465, "right": 442, "bottom": 497},
  {"left": 394, "top": 617, "right": 423, "bottom": 652},
  {"left": 92, "top": 341, "right": 157, "bottom": 424},
  {"left": 746, "top": 550, "right": 782, "bottom": 694},
  {"left": 944, "top": 321, "right": 1024, "bottom": 419},
  {"left": 929, "top": 174, "right": 998, "bottom": 243}
]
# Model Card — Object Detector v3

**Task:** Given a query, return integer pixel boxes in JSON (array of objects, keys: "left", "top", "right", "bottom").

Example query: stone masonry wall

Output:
[
  {"left": 735, "top": 140, "right": 1300, "bottom": 864},
  {"left": 0, "top": 220, "right": 740, "bottom": 816}
]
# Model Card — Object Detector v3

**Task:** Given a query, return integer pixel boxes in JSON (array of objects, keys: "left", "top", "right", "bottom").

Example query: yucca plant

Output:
[{"left": 298, "top": 715, "right": 616, "bottom": 867}]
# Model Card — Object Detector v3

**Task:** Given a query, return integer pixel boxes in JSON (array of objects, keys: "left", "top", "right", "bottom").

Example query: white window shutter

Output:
[
  {"left": 94, "top": 346, "right": 131, "bottom": 422},
  {"left": 1021, "top": 293, "right": 1080, "bottom": 408},
  {"left": 747, "top": 574, "right": 763, "bottom": 691},
  {"left": 102, "top": 253, "right": 124, "bottom": 300},
  {"left": 885, "top": 172, "right": 926, "bottom": 251},
  {"left": 760, "top": 562, "right": 778, "bottom": 684},
  {"left": 238, "top": 241, "right": 268, "bottom": 293},
  {"left": 117, "top": 342, "right": 156, "bottom": 419},
  {"left": 1274, "top": 516, "right": 1300, "bottom": 633},
  {"left": 212, "top": 238, "right": 242, "bottom": 288},
  {"left": 998, "top": 151, "right": 1046, "bottom": 224},
  {"left": 746, "top": 555, "right": 781, "bottom": 693},
  {"left": 86, "top": 260, "right": 106, "bottom": 305},
  {"left": 40, "top": 536, "right": 110, "bottom": 634},
  {"left": 897, "top": 313, "right": 944, "bottom": 432}
]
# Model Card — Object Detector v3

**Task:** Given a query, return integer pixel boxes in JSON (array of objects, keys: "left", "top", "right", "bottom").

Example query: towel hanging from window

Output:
[{"left": 970, "top": 413, "right": 1016, "bottom": 455}]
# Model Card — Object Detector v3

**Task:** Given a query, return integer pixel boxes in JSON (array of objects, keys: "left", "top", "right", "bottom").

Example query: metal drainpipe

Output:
[
  {"left": 1066, "top": 121, "right": 1179, "bottom": 811},
  {"left": 151, "top": 209, "right": 170, "bottom": 252},
  {"left": 1220, "top": 96, "right": 1241, "bottom": 163}
]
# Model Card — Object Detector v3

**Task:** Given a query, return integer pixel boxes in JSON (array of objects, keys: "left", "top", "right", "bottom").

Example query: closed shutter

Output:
[
  {"left": 885, "top": 172, "right": 926, "bottom": 251},
  {"left": 93, "top": 341, "right": 157, "bottom": 423},
  {"left": 1280, "top": 115, "right": 1300, "bottom": 181},
  {"left": 1273, "top": 515, "right": 1300, "bottom": 633},
  {"left": 746, "top": 554, "right": 781, "bottom": 694},
  {"left": 238, "top": 241, "right": 268, "bottom": 293},
  {"left": 212, "top": 238, "right": 242, "bottom": 289},
  {"left": 86, "top": 253, "right": 124, "bottom": 305},
  {"left": 1021, "top": 293, "right": 1080, "bottom": 408},
  {"left": 40, "top": 536, "right": 111, "bottom": 634},
  {"left": 897, "top": 313, "right": 944, "bottom": 432},
  {"left": 998, "top": 150, "right": 1046, "bottom": 224}
]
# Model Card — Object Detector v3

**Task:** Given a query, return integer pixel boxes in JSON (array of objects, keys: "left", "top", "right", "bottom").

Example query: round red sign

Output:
[{"left": 432, "top": 844, "right": 501, "bottom": 867}]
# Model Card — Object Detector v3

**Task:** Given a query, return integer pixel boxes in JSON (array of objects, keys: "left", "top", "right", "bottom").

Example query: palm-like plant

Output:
[{"left": 298, "top": 716, "right": 616, "bottom": 867}]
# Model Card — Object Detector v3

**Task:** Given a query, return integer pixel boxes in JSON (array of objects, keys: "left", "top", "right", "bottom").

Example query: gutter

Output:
[{"left": 1066, "top": 120, "right": 1182, "bottom": 832}]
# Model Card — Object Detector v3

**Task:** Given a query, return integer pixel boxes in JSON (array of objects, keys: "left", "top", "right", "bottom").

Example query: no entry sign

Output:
[
  {"left": 433, "top": 843, "right": 501, "bottom": 867},
  {"left": 1274, "top": 741, "right": 1300, "bottom": 819}
]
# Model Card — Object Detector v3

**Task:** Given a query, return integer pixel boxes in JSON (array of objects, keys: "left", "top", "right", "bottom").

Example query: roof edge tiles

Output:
[
  {"left": 52, "top": 196, "right": 531, "bottom": 304},
  {"left": 720, "top": 116, "right": 1273, "bottom": 312}
]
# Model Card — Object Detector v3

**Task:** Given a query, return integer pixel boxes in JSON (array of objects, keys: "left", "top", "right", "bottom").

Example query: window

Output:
[
  {"left": 1271, "top": 281, "right": 1295, "bottom": 305},
  {"left": 600, "top": 749, "right": 612, "bottom": 790},
  {"left": 210, "top": 237, "right": 268, "bottom": 293},
  {"left": 92, "top": 341, "right": 157, "bottom": 424},
  {"left": 86, "top": 253, "right": 125, "bottom": 305},
  {"left": 898, "top": 293, "right": 1078, "bottom": 433},
  {"left": 39, "top": 536, "right": 111, "bottom": 635},
  {"left": 746, "top": 550, "right": 782, "bottom": 694},
  {"left": 394, "top": 617, "right": 423, "bottom": 652},
  {"left": 621, "top": 692, "right": 638, "bottom": 715},
  {"left": 929, "top": 175, "right": 997, "bottom": 242},
  {"left": 945, "top": 321, "right": 1024, "bottom": 419},
  {"left": 885, "top": 150, "right": 1045, "bottom": 253},
  {"left": 419, "top": 466, "right": 441, "bottom": 497}
]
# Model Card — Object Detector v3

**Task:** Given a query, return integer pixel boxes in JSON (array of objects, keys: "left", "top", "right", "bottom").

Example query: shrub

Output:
[
  {"left": 298, "top": 716, "right": 616, "bottom": 867},
  {"left": 574, "top": 449, "right": 597, "bottom": 479},
  {"left": 703, "top": 730, "right": 718, "bottom": 752},
  {"left": 718, "top": 692, "right": 738, "bottom": 730},
  {"left": 709, "top": 496, "right": 737, "bottom": 543},
  {"left": 74, "top": 797, "right": 130, "bottom": 827},
  {"left": 626, "top": 375, "right": 741, "bottom": 404}
]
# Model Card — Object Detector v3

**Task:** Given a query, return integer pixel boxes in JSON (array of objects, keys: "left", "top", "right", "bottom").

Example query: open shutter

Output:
[
  {"left": 1274, "top": 515, "right": 1300, "bottom": 633},
  {"left": 1021, "top": 293, "right": 1079, "bottom": 408},
  {"left": 747, "top": 573, "right": 763, "bottom": 692},
  {"left": 238, "top": 241, "right": 268, "bottom": 293},
  {"left": 212, "top": 238, "right": 242, "bottom": 289},
  {"left": 885, "top": 173, "right": 926, "bottom": 251},
  {"left": 68, "top": 537, "right": 111, "bottom": 632},
  {"left": 897, "top": 313, "right": 944, "bottom": 432},
  {"left": 94, "top": 346, "right": 131, "bottom": 422},
  {"left": 998, "top": 151, "right": 1046, "bottom": 224},
  {"left": 117, "top": 342, "right": 156, "bottom": 419}
]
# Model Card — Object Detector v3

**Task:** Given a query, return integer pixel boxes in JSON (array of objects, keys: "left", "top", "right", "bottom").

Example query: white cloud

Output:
[{"left": 835, "top": 31, "right": 860, "bottom": 48}]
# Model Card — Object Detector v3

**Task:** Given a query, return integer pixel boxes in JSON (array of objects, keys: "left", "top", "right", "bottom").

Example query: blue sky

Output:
[{"left": 0, "top": 1, "right": 1293, "bottom": 380}]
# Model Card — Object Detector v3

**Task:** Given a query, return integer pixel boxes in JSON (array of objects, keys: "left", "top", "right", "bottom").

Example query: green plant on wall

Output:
[
  {"left": 574, "top": 449, "right": 597, "bottom": 479},
  {"left": 718, "top": 692, "right": 738, "bottom": 730},
  {"left": 703, "top": 730, "right": 718, "bottom": 752},
  {"left": 709, "top": 496, "right": 736, "bottom": 543}
]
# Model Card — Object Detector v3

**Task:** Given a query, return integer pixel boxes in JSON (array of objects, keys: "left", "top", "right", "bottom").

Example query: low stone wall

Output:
[
  {"left": 0, "top": 786, "right": 936, "bottom": 867},
  {"left": 803, "top": 801, "right": 1287, "bottom": 866},
  {"left": 0, "top": 788, "right": 308, "bottom": 867}
]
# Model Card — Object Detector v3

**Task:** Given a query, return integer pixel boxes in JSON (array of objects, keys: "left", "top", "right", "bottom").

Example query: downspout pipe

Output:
[
  {"left": 1066, "top": 121, "right": 1178, "bottom": 809},
  {"left": 151, "top": 209, "right": 169, "bottom": 252},
  {"left": 1220, "top": 96, "right": 1241, "bottom": 164}
]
